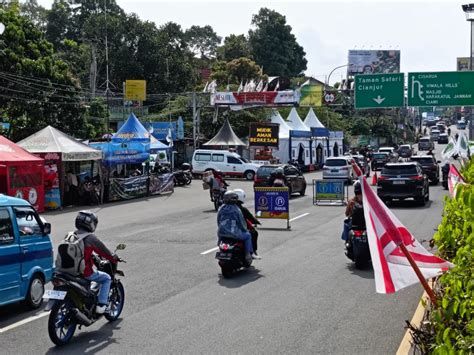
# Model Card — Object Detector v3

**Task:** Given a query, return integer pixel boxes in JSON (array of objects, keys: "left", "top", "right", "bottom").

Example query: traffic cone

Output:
[{"left": 372, "top": 171, "right": 378, "bottom": 186}]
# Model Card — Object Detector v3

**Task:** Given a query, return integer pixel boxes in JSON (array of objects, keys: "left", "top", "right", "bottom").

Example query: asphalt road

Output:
[{"left": 0, "top": 138, "right": 451, "bottom": 354}]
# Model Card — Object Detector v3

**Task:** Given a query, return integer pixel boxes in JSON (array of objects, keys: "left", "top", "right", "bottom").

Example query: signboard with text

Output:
[
  {"left": 249, "top": 123, "right": 279, "bottom": 147},
  {"left": 254, "top": 187, "right": 289, "bottom": 220},
  {"left": 354, "top": 73, "right": 404, "bottom": 109},
  {"left": 313, "top": 180, "right": 347, "bottom": 205},
  {"left": 407, "top": 71, "right": 474, "bottom": 107},
  {"left": 125, "top": 80, "right": 146, "bottom": 101}
]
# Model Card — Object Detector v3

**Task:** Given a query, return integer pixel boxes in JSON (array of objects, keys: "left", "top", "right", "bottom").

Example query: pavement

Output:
[{"left": 0, "top": 137, "right": 452, "bottom": 354}]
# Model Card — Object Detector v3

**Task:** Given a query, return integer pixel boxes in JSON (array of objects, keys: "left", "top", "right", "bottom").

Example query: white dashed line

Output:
[
  {"left": 290, "top": 213, "right": 310, "bottom": 222},
  {"left": 0, "top": 311, "right": 50, "bottom": 334},
  {"left": 200, "top": 246, "right": 219, "bottom": 255}
]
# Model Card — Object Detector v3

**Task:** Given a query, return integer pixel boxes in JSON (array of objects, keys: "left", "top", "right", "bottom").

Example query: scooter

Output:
[
  {"left": 344, "top": 217, "right": 371, "bottom": 269},
  {"left": 44, "top": 244, "right": 126, "bottom": 346},
  {"left": 215, "top": 237, "right": 252, "bottom": 278},
  {"left": 212, "top": 188, "right": 225, "bottom": 211}
]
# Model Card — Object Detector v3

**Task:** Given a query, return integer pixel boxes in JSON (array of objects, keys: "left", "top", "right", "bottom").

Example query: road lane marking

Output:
[
  {"left": 201, "top": 246, "right": 219, "bottom": 255},
  {"left": 0, "top": 311, "right": 50, "bottom": 334},
  {"left": 290, "top": 213, "right": 310, "bottom": 222}
]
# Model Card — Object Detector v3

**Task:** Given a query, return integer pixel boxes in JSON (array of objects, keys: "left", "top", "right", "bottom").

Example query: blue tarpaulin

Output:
[{"left": 89, "top": 142, "right": 150, "bottom": 166}]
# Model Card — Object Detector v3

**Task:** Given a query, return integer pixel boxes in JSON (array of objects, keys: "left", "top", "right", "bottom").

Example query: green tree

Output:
[
  {"left": 225, "top": 57, "right": 263, "bottom": 83},
  {"left": 20, "top": 0, "right": 48, "bottom": 31},
  {"left": 217, "top": 34, "right": 251, "bottom": 61},
  {"left": 185, "top": 25, "right": 221, "bottom": 59},
  {"left": 248, "top": 8, "right": 307, "bottom": 76}
]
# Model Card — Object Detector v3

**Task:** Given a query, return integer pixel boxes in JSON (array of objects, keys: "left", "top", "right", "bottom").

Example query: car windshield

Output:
[
  {"left": 420, "top": 139, "right": 430, "bottom": 143},
  {"left": 411, "top": 157, "right": 433, "bottom": 164},
  {"left": 382, "top": 165, "right": 418, "bottom": 175},
  {"left": 325, "top": 159, "right": 347, "bottom": 167},
  {"left": 257, "top": 166, "right": 277, "bottom": 177},
  {"left": 373, "top": 153, "right": 388, "bottom": 159}
]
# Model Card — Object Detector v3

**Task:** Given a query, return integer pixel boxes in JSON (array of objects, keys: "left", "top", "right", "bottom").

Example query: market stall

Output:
[
  {"left": 17, "top": 126, "right": 103, "bottom": 209},
  {"left": 0, "top": 136, "right": 45, "bottom": 211}
]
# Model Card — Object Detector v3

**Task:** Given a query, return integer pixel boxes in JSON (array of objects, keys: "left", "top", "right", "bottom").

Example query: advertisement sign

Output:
[
  {"left": 408, "top": 71, "right": 474, "bottom": 107},
  {"left": 457, "top": 57, "right": 470, "bottom": 71},
  {"left": 300, "top": 85, "right": 322, "bottom": 106},
  {"left": 45, "top": 188, "right": 61, "bottom": 210},
  {"left": 151, "top": 122, "right": 177, "bottom": 141},
  {"left": 125, "top": 80, "right": 146, "bottom": 101},
  {"left": 249, "top": 123, "right": 279, "bottom": 147},
  {"left": 149, "top": 173, "right": 174, "bottom": 195},
  {"left": 91, "top": 142, "right": 150, "bottom": 166},
  {"left": 348, "top": 50, "right": 400, "bottom": 76},
  {"left": 109, "top": 176, "right": 148, "bottom": 201},
  {"left": 254, "top": 187, "right": 289, "bottom": 220},
  {"left": 313, "top": 180, "right": 346, "bottom": 205},
  {"left": 211, "top": 91, "right": 300, "bottom": 106}
]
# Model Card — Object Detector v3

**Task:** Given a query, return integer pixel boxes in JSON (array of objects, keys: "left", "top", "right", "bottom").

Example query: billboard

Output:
[
  {"left": 300, "top": 85, "right": 322, "bottom": 106},
  {"left": 125, "top": 80, "right": 146, "bottom": 101},
  {"left": 249, "top": 123, "right": 279, "bottom": 147},
  {"left": 457, "top": 57, "right": 470, "bottom": 71},
  {"left": 210, "top": 91, "right": 300, "bottom": 106},
  {"left": 348, "top": 50, "right": 400, "bottom": 76}
]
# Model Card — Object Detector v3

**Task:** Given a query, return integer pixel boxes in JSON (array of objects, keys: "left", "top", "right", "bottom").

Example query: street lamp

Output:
[
  {"left": 325, "top": 64, "right": 353, "bottom": 89},
  {"left": 462, "top": 4, "right": 474, "bottom": 139}
]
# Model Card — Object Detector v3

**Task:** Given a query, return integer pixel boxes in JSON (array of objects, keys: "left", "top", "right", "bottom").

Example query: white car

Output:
[
  {"left": 191, "top": 149, "right": 260, "bottom": 180},
  {"left": 322, "top": 157, "right": 353, "bottom": 183}
]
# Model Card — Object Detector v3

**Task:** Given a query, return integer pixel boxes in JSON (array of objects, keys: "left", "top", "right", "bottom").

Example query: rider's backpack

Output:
[{"left": 55, "top": 232, "right": 90, "bottom": 276}]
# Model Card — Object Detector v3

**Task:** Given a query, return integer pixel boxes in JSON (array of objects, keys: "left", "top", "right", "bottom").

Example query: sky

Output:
[{"left": 36, "top": 0, "right": 471, "bottom": 84}]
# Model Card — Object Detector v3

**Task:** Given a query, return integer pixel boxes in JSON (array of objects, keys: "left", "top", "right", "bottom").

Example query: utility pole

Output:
[{"left": 192, "top": 92, "right": 197, "bottom": 151}]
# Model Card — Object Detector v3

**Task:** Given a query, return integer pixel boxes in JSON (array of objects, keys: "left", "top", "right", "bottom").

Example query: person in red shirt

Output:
[{"left": 75, "top": 211, "right": 117, "bottom": 314}]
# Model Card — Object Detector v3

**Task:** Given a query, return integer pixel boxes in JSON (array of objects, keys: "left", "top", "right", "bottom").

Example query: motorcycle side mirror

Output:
[
  {"left": 42, "top": 222, "right": 51, "bottom": 235},
  {"left": 115, "top": 243, "right": 126, "bottom": 251}
]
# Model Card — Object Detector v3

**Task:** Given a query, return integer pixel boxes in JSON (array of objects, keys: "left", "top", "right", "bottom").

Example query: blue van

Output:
[{"left": 0, "top": 194, "right": 53, "bottom": 309}]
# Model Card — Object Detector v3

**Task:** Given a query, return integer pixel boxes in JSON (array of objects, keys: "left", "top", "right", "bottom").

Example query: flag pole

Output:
[{"left": 398, "top": 242, "right": 438, "bottom": 307}]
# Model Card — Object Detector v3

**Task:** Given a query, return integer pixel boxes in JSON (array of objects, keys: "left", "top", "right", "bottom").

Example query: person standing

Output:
[{"left": 66, "top": 170, "right": 79, "bottom": 206}]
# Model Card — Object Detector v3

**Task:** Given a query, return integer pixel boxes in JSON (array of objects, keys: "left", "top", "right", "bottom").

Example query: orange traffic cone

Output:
[{"left": 372, "top": 171, "right": 378, "bottom": 186}]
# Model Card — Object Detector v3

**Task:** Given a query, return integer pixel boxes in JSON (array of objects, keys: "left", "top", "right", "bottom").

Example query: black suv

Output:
[
  {"left": 371, "top": 152, "right": 390, "bottom": 171},
  {"left": 254, "top": 164, "right": 307, "bottom": 196},
  {"left": 409, "top": 155, "right": 440, "bottom": 184},
  {"left": 377, "top": 163, "right": 430, "bottom": 206}
]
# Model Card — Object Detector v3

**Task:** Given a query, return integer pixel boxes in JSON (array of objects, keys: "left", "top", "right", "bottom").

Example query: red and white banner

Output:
[
  {"left": 448, "top": 164, "right": 466, "bottom": 197},
  {"left": 211, "top": 91, "right": 300, "bottom": 106},
  {"left": 360, "top": 177, "right": 453, "bottom": 294}
]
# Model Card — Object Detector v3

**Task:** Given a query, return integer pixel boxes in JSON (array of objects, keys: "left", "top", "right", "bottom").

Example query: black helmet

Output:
[
  {"left": 75, "top": 210, "right": 98, "bottom": 232},
  {"left": 223, "top": 190, "right": 239, "bottom": 204},
  {"left": 354, "top": 181, "right": 362, "bottom": 195}
]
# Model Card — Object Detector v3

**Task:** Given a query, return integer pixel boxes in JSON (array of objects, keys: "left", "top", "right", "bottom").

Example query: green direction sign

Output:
[
  {"left": 408, "top": 71, "right": 474, "bottom": 107},
  {"left": 354, "top": 73, "right": 404, "bottom": 109}
]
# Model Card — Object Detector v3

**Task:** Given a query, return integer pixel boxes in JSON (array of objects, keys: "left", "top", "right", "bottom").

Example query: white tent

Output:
[
  {"left": 270, "top": 110, "right": 290, "bottom": 138},
  {"left": 286, "top": 108, "right": 310, "bottom": 132},
  {"left": 270, "top": 110, "right": 290, "bottom": 164},
  {"left": 303, "top": 108, "right": 328, "bottom": 166},
  {"left": 304, "top": 108, "right": 325, "bottom": 128}
]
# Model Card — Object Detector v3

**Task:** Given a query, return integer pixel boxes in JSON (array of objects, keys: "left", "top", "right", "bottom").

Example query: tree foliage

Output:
[
  {"left": 184, "top": 25, "right": 221, "bottom": 60},
  {"left": 217, "top": 34, "right": 251, "bottom": 62}
]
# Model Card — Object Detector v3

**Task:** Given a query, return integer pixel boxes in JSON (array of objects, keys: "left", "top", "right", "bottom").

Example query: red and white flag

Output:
[
  {"left": 360, "top": 177, "right": 453, "bottom": 294},
  {"left": 447, "top": 164, "right": 466, "bottom": 198}
]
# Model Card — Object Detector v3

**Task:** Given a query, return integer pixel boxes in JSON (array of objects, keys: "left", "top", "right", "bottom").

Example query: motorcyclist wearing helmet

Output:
[
  {"left": 210, "top": 170, "right": 229, "bottom": 201},
  {"left": 75, "top": 211, "right": 118, "bottom": 314},
  {"left": 268, "top": 167, "right": 287, "bottom": 187},
  {"left": 217, "top": 190, "right": 254, "bottom": 261},
  {"left": 233, "top": 188, "right": 262, "bottom": 259},
  {"left": 345, "top": 181, "right": 365, "bottom": 228}
]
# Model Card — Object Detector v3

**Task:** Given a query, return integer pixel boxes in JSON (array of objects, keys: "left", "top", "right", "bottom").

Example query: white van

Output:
[{"left": 192, "top": 150, "right": 260, "bottom": 180}]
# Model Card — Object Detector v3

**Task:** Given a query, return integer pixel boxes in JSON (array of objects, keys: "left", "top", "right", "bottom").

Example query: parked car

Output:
[
  {"left": 254, "top": 164, "right": 307, "bottom": 196},
  {"left": 191, "top": 149, "right": 260, "bottom": 180},
  {"left": 377, "top": 163, "right": 430, "bottom": 206},
  {"left": 418, "top": 136, "right": 434, "bottom": 151},
  {"left": 398, "top": 144, "right": 414, "bottom": 158},
  {"left": 371, "top": 152, "right": 391, "bottom": 171},
  {"left": 430, "top": 129, "right": 440, "bottom": 141},
  {"left": 322, "top": 157, "right": 353, "bottom": 183},
  {"left": 350, "top": 155, "right": 370, "bottom": 176},
  {"left": 437, "top": 133, "right": 449, "bottom": 144},
  {"left": 409, "top": 155, "right": 440, "bottom": 184},
  {"left": 0, "top": 194, "right": 53, "bottom": 309},
  {"left": 378, "top": 147, "right": 398, "bottom": 162}
]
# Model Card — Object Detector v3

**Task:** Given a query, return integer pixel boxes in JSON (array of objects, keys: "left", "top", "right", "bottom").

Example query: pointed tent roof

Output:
[
  {"left": 0, "top": 136, "right": 43, "bottom": 163},
  {"left": 17, "top": 126, "right": 102, "bottom": 161},
  {"left": 112, "top": 113, "right": 150, "bottom": 141},
  {"left": 286, "top": 108, "right": 310, "bottom": 132},
  {"left": 304, "top": 108, "right": 325, "bottom": 128},
  {"left": 150, "top": 135, "right": 169, "bottom": 150},
  {"left": 270, "top": 110, "right": 290, "bottom": 139},
  {"left": 203, "top": 119, "right": 246, "bottom": 146}
]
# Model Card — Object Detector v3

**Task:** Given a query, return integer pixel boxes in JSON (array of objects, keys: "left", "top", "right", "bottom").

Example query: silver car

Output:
[{"left": 323, "top": 157, "right": 353, "bottom": 183}]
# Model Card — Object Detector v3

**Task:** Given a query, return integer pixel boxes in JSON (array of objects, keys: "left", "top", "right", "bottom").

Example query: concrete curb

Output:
[{"left": 396, "top": 291, "right": 430, "bottom": 355}]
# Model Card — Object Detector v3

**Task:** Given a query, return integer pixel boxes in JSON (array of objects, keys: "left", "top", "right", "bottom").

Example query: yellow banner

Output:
[
  {"left": 300, "top": 85, "right": 322, "bottom": 106},
  {"left": 125, "top": 80, "right": 146, "bottom": 101}
]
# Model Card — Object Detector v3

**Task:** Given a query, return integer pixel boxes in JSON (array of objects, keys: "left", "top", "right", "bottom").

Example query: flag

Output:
[
  {"left": 208, "top": 80, "right": 217, "bottom": 94},
  {"left": 263, "top": 82, "right": 268, "bottom": 92},
  {"left": 248, "top": 79, "right": 256, "bottom": 92},
  {"left": 202, "top": 81, "right": 208, "bottom": 93},
  {"left": 166, "top": 127, "right": 173, "bottom": 147},
  {"left": 237, "top": 81, "right": 243, "bottom": 93},
  {"left": 360, "top": 177, "right": 453, "bottom": 294},
  {"left": 441, "top": 137, "right": 457, "bottom": 160},
  {"left": 274, "top": 80, "right": 280, "bottom": 92},
  {"left": 243, "top": 80, "right": 249, "bottom": 92},
  {"left": 456, "top": 132, "right": 469, "bottom": 158},
  {"left": 256, "top": 80, "right": 263, "bottom": 92},
  {"left": 447, "top": 164, "right": 466, "bottom": 197}
]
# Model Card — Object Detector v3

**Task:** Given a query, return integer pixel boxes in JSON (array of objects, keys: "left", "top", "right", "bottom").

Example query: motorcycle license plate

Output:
[
  {"left": 43, "top": 290, "right": 67, "bottom": 300},
  {"left": 216, "top": 252, "right": 232, "bottom": 260}
]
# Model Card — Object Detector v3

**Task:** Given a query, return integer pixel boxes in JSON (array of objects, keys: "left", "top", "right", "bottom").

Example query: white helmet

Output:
[{"left": 233, "top": 188, "right": 246, "bottom": 203}]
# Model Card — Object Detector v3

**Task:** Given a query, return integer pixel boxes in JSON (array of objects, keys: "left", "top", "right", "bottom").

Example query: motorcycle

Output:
[
  {"left": 44, "top": 244, "right": 126, "bottom": 346},
  {"left": 215, "top": 237, "right": 252, "bottom": 278},
  {"left": 173, "top": 169, "right": 191, "bottom": 186},
  {"left": 181, "top": 163, "right": 193, "bottom": 185},
  {"left": 344, "top": 205, "right": 370, "bottom": 269},
  {"left": 212, "top": 188, "right": 225, "bottom": 211}
]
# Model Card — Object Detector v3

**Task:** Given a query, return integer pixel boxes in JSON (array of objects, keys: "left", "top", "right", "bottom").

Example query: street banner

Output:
[
  {"left": 254, "top": 187, "right": 290, "bottom": 230},
  {"left": 109, "top": 176, "right": 148, "bottom": 201},
  {"left": 211, "top": 91, "right": 300, "bottom": 106},
  {"left": 441, "top": 137, "right": 457, "bottom": 160},
  {"left": 448, "top": 165, "right": 466, "bottom": 198},
  {"left": 348, "top": 50, "right": 400, "bottom": 76},
  {"left": 300, "top": 85, "right": 322, "bottom": 106},
  {"left": 149, "top": 173, "right": 174, "bottom": 195},
  {"left": 151, "top": 122, "right": 176, "bottom": 141},
  {"left": 456, "top": 132, "right": 470, "bottom": 159},
  {"left": 249, "top": 123, "right": 279, "bottom": 147},
  {"left": 125, "top": 80, "right": 146, "bottom": 101},
  {"left": 313, "top": 180, "right": 347, "bottom": 205},
  {"left": 360, "top": 176, "right": 453, "bottom": 294}
]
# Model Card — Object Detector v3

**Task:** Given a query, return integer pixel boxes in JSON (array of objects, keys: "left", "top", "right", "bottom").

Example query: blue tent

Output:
[
  {"left": 112, "top": 113, "right": 150, "bottom": 142},
  {"left": 150, "top": 135, "right": 169, "bottom": 153}
]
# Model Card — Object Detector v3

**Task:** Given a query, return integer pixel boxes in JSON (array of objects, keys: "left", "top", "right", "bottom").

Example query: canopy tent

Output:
[
  {"left": 0, "top": 136, "right": 44, "bottom": 211},
  {"left": 304, "top": 108, "right": 325, "bottom": 129},
  {"left": 112, "top": 113, "right": 151, "bottom": 142},
  {"left": 203, "top": 118, "right": 246, "bottom": 146},
  {"left": 286, "top": 108, "right": 310, "bottom": 132},
  {"left": 270, "top": 110, "right": 290, "bottom": 138},
  {"left": 150, "top": 135, "right": 169, "bottom": 151}
]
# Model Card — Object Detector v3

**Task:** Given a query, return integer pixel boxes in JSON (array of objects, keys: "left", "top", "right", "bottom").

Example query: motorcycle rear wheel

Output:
[
  {"left": 105, "top": 281, "right": 125, "bottom": 322},
  {"left": 48, "top": 300, "right": 77, "bottom": 346},
  {"left": 221, "top": 266, "right": 233, "bottom": 278}
]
